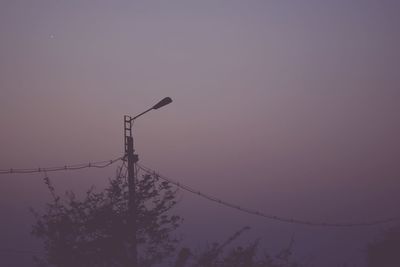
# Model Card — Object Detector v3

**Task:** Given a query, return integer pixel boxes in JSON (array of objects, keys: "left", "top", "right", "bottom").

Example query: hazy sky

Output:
[{"left": 1, "top": 1, "right": 400, "bottom": 266}]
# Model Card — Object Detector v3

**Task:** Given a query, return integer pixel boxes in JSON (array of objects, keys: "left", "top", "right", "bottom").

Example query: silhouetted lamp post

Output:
[{"left": 123, "top": 97, "right": 172, "bottom": 267}]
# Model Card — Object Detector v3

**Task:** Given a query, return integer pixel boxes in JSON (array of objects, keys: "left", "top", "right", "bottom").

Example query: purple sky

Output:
[{"left": 1, "top": 1, "right": 400, "bottom": 266}]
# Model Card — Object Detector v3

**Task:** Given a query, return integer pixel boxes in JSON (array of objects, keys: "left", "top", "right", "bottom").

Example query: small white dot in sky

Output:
[{"left": 49, "top": 34, "right": 55, "bottom": 39}]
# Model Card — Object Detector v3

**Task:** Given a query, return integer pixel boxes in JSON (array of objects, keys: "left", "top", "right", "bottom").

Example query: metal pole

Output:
[
  {"left": 123, "top": 98, "right": 171, "bottom": 265},
  {"left": 125, "top": 115, "right": 138, "bottom": 266},
  {"left": 127, "top": 136, "right": 138, "bottom": 266}
]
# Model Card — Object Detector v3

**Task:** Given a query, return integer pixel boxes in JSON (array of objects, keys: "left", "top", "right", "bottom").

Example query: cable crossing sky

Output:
[
  {"left": 0, "top": 156, "right": 123, "bottom": 174},
  {"left": 1, "top": 156, "right": 398, "bottom": 228},
  {"left": 137, "top": 163, "right": 400, "bottom": 228}
]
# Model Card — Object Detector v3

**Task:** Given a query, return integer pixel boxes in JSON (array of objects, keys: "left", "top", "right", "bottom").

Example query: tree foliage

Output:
[
  {"left": 32, "top": 167, "right": 304, "bottom": 267},
  {"left": 174, "top": 227, "right": 303, "bottom": 267},
  {"left": 31, "top": 168, "right": 182, "bottom": 267}
]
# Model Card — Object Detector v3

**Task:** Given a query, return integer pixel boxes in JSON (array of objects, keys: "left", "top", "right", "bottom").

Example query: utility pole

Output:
[
  {"left": 123, "top": 97, "right": 172, "bottom": 267},
  {"left": 125, "top": 115, "right": 138, "bottom": 267}
]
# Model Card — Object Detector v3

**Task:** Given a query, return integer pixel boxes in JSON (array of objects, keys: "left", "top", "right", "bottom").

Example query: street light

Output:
[
  {"left": 124, "top": 97, "right": 173, "bottom": 153},
  {"left": 129, "top": 97, "right": 173, "bottom": 121},
  {"left": 123, "top": 97, "right": 173, "bottom": 267},
  {"left": 152, "top": 97, "right": 173, "bottom": 110}
]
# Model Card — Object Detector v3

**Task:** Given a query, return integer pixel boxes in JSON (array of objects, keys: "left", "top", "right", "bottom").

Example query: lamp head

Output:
[{"left": 153, "top": 97, "right": 172, "bottom": 110}]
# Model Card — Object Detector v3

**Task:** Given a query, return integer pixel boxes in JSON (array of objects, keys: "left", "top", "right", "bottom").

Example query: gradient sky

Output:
[{"left": 1, "top": 1, "right": 400, "bottom": 266}]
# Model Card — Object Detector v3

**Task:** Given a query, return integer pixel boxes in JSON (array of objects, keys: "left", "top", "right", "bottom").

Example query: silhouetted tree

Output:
[
  {"left": 32, "top": 168, "right": 304, "bottom": 267},
  {"left": 174, "top": 227, "right": 303, "bottom": 267},
  {"left": 367, "top": 225, "right": 400, "bottom": 267},
  {"left": 31, "top": 167, "right": 182, "bottom": 267}
]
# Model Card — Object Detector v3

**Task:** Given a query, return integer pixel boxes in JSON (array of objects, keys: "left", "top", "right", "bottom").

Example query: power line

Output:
[
  {"left": 137, "top": 163, "right": 400, "bottom": 228},
  {"left": 1, "top": 156, "right": 398, "bottom": 227},
  {"left": 0, "top": 156, "right": 123, "bottom": 175}
]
